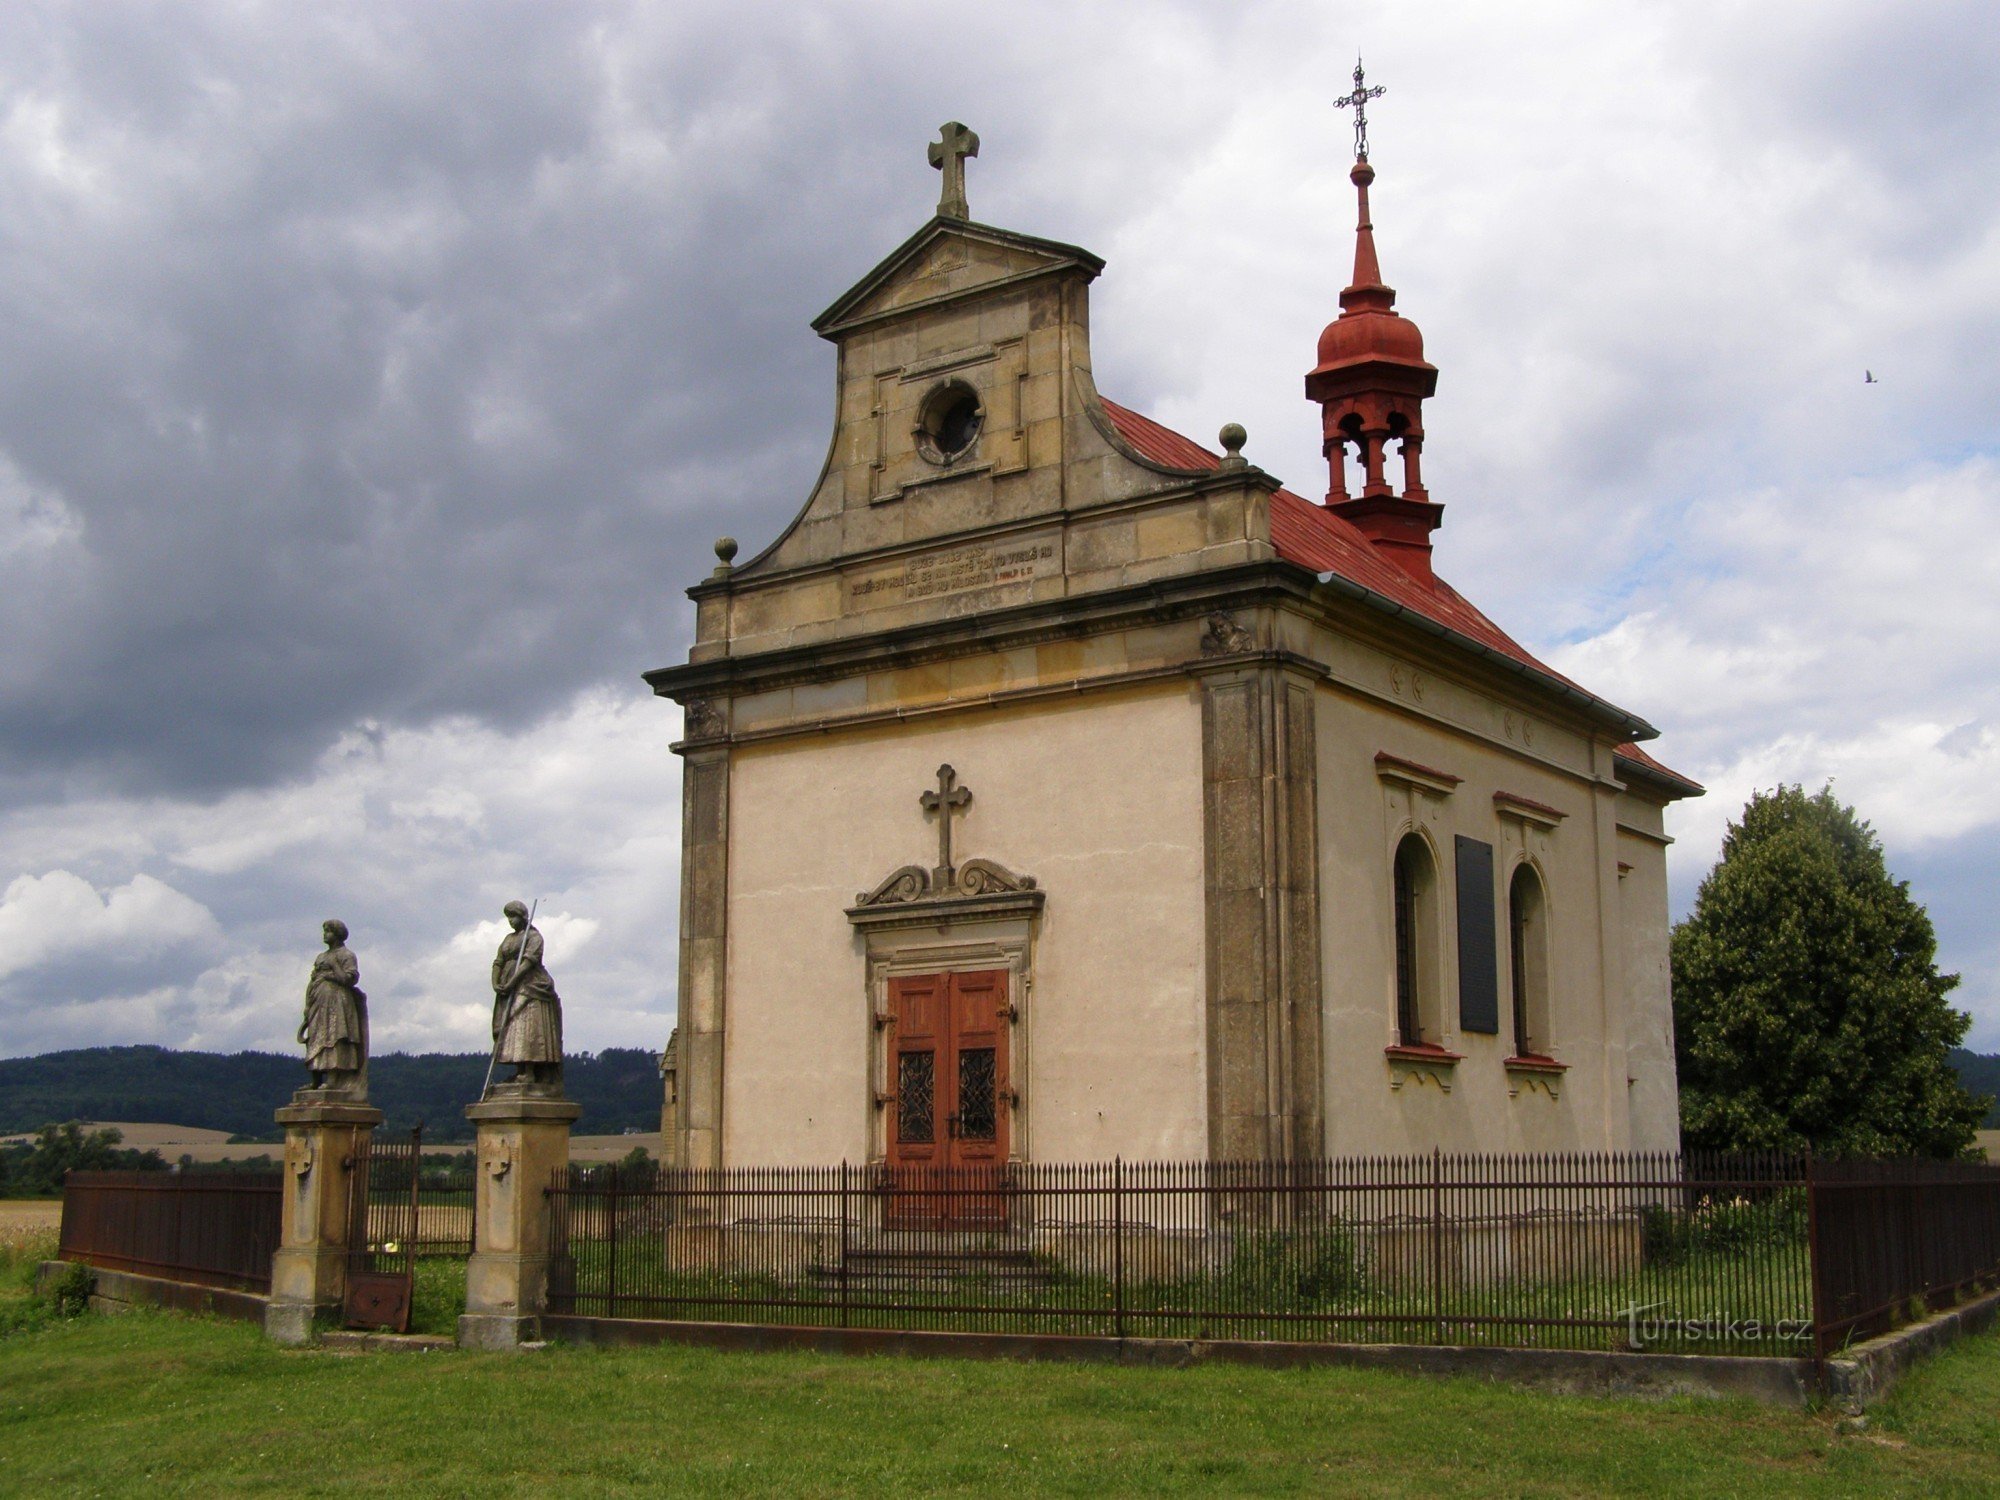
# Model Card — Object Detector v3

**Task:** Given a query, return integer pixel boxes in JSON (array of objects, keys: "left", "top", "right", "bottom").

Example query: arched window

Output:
[
  {"left": 1392, "top": 834, "right": 1437, "bottom": 1046},
  {"left": 1508, "top": 864, "right": 1550, "bottom": 1057}
]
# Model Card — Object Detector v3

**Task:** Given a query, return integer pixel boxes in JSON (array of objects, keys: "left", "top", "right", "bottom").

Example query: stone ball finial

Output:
[
  {"left": 1218, "top": 423, "right": 1248, "bottom": 469},
  {"left": 712, "top": 536, "right": 738, "bottom": 579}
]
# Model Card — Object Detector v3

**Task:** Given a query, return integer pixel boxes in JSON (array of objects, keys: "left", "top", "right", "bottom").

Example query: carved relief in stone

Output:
[
  {"left": 855, "top": 865, "right": 932, "bottom": 907},
  {"left": 683, "top": 699, "right": 726, "bottom": 740},
  {"left": 1200, "top": 611, "right": 1256, "bottom": 656},
  {"left": 850, "top": 765, "right": 1040, "bottom": 912}
]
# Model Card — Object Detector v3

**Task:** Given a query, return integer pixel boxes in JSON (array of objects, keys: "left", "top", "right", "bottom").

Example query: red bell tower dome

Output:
[{"left": 1306, "top": 62, "right": 1441, "bottom": 583}]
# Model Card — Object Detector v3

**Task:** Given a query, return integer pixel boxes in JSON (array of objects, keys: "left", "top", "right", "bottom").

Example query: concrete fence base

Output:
[
  {"left": 540, "top": 1283, "right": 2000, "bottom": 1408},
  {"left": 37, "top": 1261, "right": 269, "bottom": 1326}
]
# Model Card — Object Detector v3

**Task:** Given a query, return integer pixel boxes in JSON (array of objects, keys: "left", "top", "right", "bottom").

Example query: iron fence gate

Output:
[{"left": 344, "top": 1125, "right": 422, "bottom": 1331}]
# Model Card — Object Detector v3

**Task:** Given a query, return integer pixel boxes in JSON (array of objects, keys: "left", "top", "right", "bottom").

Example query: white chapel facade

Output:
[{"left": 648, "top": 119, "right": 1699, "bottom": 1177}]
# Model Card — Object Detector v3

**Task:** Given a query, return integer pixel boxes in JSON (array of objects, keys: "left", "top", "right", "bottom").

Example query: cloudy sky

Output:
[{"left": 2, "top": 0, "right": 1996, "bottom": 1064}]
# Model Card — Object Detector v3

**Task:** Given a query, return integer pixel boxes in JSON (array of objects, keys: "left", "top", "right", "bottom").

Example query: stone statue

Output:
[
  {"left": 299, "top": 919, "right": 368, "bottom": 1097},
  {"left": 489, "top": 900, "right": 563, "bottom": 1094}
]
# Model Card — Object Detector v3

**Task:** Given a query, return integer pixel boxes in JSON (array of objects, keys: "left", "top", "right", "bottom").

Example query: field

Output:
[{"left": 0, "top": 1199, "right": 61, "bottom": 1263}]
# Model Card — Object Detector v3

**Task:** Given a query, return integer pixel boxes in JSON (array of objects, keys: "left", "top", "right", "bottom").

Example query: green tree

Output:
[
  {"left": 10, "top": 1123, "right": 168, "bottom": 1196},
  {"left": 1672, "top": 785, "right": 1990, "bottom": 1157}
]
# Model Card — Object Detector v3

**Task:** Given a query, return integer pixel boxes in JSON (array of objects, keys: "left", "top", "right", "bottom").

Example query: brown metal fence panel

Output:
[
  {"left": 58, "top": 1169, "right": 281, "bottom": 1294},
  {"left": 545, "top": 1151, "right": 1825, "bottom": 1355},
  {"left": 413, "top": 1149, "right": 476, "bottom": 1257},
  {"left": 1807, "top": 1157, "right": 2000, "bottom": 1356}
]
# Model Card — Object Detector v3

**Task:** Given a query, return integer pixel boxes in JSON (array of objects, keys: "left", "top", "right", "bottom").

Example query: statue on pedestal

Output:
[
  {"left": 487, "top": 900, "right": 564, "bottom": 1096},
  {"left": 298, "top": 919, "right": 368, "bottom": 1098}
]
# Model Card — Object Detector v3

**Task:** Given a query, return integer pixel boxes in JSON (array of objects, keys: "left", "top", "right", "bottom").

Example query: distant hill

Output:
[
  {"left": 1951, "top": 1048, "right": 2000, "bottom": 1128},
  {"left": 0, "top": 1045, "right": 664, "bottom": 1141}
]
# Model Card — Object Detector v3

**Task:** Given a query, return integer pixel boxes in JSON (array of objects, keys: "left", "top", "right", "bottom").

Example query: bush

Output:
[
  {"left": 1219, "top": 1226, "right": 1366, "bottom": 1309},
  {"left": 1640, "top": 1189, "right": 1805, "bottom": 1268},
  {"left": 48, "top": 1261, "right": 93, "bottom": 1318}
]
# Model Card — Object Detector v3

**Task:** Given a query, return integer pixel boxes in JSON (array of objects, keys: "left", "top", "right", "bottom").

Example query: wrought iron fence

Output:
[
  {"left": 546, "top": 1152, "right": 1829, "bottom": 1355},
  {"left": 1808, "top": 1156, "right": 2000, "bottom": 1356},
  {"left": 59, "top": 1168, "right": 281, "bottom": 1294},
  {"left": 412, "top": 1147, "right": 477, "bottom": 1258}
]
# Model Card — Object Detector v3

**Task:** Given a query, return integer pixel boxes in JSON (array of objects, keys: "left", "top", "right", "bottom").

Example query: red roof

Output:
[{"left": 1096, "top": 397, "right": 1699, "bottom": 796}]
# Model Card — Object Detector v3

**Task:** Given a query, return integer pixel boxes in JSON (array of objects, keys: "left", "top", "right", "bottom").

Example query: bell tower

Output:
[{"left": 1306, "top": 62, "right": 1442, "bottom": 583}]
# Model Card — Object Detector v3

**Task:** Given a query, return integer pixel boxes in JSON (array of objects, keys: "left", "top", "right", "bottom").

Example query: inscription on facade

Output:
[{"left": 847, "top": 538, "right": 1059, "bottom": 610}]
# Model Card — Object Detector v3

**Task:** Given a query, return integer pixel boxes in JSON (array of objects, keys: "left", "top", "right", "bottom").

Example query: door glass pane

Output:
[
  {"left": 897, "top": 1051, "right": 935, "bottom": 1143},
  {"left": 957, "top": 1047, "right": 997, "bottom": 1141}
]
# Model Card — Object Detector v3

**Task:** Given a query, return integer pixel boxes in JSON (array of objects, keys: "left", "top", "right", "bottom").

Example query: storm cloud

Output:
[{"left": 1, "top": 0, "right": 1997, "bottom": 1059}]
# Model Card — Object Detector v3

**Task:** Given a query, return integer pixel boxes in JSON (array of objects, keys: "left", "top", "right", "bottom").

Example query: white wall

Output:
[{"left": 722, "top": 683, "right": 1208, "bottom": 1165}]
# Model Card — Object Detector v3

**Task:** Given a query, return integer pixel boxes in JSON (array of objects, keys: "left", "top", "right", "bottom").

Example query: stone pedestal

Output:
[
  {"left": 458, "top": 1093, "right": 582, "bottom": 1350},
  {"left": 264, "top": 1096, "right": 382, "bottom": 1345}
]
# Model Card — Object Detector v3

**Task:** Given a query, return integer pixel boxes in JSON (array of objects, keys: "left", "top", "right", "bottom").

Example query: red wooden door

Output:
[{"left": 886, "top": 969, "right": 1010, "bottom": 1228}]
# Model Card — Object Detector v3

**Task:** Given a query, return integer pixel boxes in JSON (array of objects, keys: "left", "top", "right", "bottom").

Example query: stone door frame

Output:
[{"left": 861, "top": 927, "right": 1034, "bottom": 1168}]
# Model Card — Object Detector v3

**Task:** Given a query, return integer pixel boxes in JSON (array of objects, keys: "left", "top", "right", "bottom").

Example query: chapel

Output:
[{"left": 647, "top": 110, "right": 1700, "bottom": 1185}]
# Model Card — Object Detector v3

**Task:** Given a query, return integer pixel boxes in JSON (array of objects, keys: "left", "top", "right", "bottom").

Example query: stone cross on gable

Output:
[
  {"left": 920, "top": 763, "right": 973, "bottom": 886},
  {"left": 928, "top": 121, "right": 980, "bottom": 220}
]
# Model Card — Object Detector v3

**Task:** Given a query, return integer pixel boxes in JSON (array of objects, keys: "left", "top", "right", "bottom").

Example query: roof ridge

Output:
[{"left": 1095, "top": 396, "right": 1695, "bottom": 794}]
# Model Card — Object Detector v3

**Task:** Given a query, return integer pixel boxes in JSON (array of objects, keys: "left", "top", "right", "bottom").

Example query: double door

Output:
[{"left": 885, "top": 969, "right": 1010, "bottom": 1226}]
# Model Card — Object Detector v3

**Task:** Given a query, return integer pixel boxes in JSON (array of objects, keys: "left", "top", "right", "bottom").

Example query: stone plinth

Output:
[
  {"left": 459, "top": 1093, "right": 582, "bottom": 1350},
  {"left": 264, "top": 1096, "right": 382, "bottom": 1345}
]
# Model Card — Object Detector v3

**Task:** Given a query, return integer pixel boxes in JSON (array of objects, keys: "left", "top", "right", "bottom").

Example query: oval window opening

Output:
[{"left": 917, "top": 381, "right": 983, "bottom": 465}]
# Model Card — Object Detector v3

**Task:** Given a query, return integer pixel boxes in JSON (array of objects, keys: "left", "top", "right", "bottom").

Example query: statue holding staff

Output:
[
  {"left": 299, "top": 919, "right": 368, "bottom": 1096},
  {"left": 489, "top": 900, "right": 564, "bottom": 1094}
]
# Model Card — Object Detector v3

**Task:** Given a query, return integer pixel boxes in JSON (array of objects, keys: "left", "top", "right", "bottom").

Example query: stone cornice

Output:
[
  {"left": 811, "top": 216, "right": 1105, "bottom": 338},
  {"left": 846, "top": 888, "right": 1046, "bottom": 932},
  {"left": 1374, "top": 752, "right": 1462, "bottom": 797},
  {"left": 1494, "top": 790, "right": 1568, "bottom": 828},
  {"left": 686, "top": 467, "right": 1281, "bottom": 602},
  {"left": 1614, "top": 820, "right": 1675, "bottom": 847},
  {"left": 653, "top": 562, "right": 1308, "bottom": 701}
]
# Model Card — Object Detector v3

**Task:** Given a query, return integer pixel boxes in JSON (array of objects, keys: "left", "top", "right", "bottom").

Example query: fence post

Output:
[
  {"left": 1114, "top": 1156, "right": 1126, "bottom": 1342},
  {"left": 1430, "top": 1147, "right": 1444, "bottom": 1346},
  {"left": 1804, "top": 1152, "right": 1828, "bottom": 1367},
  {"left": 1915, "top": 1174, "right": 1933, "bottom": 1312},
  {"left": 405, "top": 1124, "right": 423, "bottom": 1282},
  {"left": 460, "top": 1093, "right": 582, "bottom": 1349},
  {"left": 265, "top": 1097, "right": 383, "bottom": 1345},
  {"left": 839, "top": 1161, "right": 851, "bottom": 1330},
  {"left": 606, "top": 1164, "right": 620, "bottom": 1321}
]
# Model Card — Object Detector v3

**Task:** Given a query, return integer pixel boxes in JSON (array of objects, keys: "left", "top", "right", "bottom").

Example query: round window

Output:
[{"left": 915, "top": 381, "right": 983, "bottom": 465}]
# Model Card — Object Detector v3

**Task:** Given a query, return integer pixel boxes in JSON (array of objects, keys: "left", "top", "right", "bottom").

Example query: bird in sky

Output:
[{"left": 1865, "top": 370, "right": 1879, "bottom": 383}]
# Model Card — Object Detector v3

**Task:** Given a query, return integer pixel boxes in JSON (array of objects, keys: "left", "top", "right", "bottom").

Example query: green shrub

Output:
[
  {"left": 1641, "top": 1189, "right": 1806, "bottom": 1268},
  {"left": 1219, "top": 1226, "right": 1366, "bottom": 1309},
  {"left": 48, "top": 1261, "right": 93, "bottom": 1318}
]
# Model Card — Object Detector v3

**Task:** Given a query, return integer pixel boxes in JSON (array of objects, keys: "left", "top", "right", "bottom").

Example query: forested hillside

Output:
[
  {"left": 0, "top": 1045, "right": 664, "bottom": 1140},
  {"left": 1950, "top": 1048, "right": 2000, "bottom": 1127}
]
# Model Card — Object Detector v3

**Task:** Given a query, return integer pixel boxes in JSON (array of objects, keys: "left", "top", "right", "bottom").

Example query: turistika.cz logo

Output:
[{"left": 1618, "top": 1303, "right": 1812, "bottom": 1347}]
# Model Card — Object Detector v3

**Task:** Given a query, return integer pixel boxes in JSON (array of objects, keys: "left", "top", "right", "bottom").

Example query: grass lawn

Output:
[{"left": 0, "top": 1305, "right": 1995, "bottom": 1497}]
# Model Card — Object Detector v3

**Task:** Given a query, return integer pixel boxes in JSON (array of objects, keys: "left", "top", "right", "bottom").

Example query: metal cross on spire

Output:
[
  {"left": 1334, "top": 57, "right": 1387, "bottom": 161},
  {"left": 920, "top": 763, "right": 973, "bottom": 884}
]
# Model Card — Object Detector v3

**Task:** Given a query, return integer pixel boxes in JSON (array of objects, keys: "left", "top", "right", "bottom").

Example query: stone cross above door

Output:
[
  {"left": 920, "top": 763, "right": 972, "bottom": 888},
  {"left": 848, "top": 763, "right": 1040, "bottom": 913}
]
